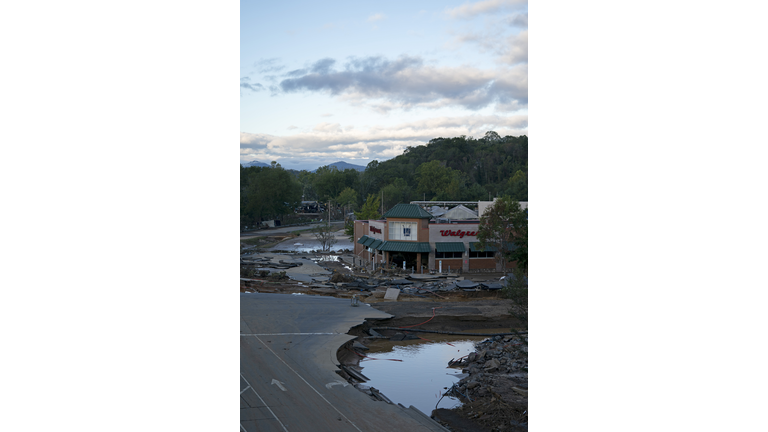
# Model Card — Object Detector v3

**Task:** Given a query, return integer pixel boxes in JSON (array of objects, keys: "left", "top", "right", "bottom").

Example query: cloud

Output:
[
  {"left": 278, "top": 55, "right": 527, "bottom": 111},
  {"left": 448, "top": 18, "right": 527, "bottom": 65},
  {"left": 500, "top": 30, "right": 527, "bottom": 65},
  {"left": 254, "top": 58, "right": 286, "bottom": 74},
  {"left": 311, "top": 58, "right": 336, "bottom": 74},
  {"left": 240, "top": 77, "right": 265, "bottom": 92},
  {"left": 240, "top": 132, "right": 275, "bottom": 150},
  {"left": 312, "top": 122, "right": 343, "bottom": 133},
  {"left": 319, "top": 113, "right": 334, "bottom": 117},
  {"left": 240, "top": 115, "right": 528, "bottom": 166},
  {"left": 446, "top": 0, "right": 527, "bottom": 19},
  {"left": 507, "top": 12, "right": 528, "bottom": 28},
  {"left": 367, "top": 13, "right": 386, "bottom": 22}
]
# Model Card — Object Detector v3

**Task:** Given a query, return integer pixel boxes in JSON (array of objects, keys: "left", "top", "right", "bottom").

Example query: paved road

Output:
[
  {"left": 241, "top": 222, "right": 344, "bottom": 238},
  {"left": 240, "top": 293, "right": 448, "bottom": 432}
]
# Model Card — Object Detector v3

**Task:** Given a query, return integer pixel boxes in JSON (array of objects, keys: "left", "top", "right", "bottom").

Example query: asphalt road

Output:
[
  {"left": 240, "top": 293, "right": 448, "bottom": 432},
  {"left": 241, "top": 222, "right": 344, "bottom": 238}
]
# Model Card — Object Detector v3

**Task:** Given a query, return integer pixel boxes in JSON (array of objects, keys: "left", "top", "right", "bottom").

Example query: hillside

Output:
[{"left": 241, "top": 132, "right": 527, "bottom": 226}]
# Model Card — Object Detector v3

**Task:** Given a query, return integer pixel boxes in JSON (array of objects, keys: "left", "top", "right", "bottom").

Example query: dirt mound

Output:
[{"left": 448, "top": 397, "right": 527, "bottom": 431}]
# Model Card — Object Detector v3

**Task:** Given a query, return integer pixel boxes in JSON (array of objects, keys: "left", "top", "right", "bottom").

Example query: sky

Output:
[{"left": 240, "top": 0, "right": 528, "bottom": 171}]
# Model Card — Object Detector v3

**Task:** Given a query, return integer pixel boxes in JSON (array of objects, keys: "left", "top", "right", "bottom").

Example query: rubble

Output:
[{"left": 439, "top": 334, "right": 528, "bottom": 431}]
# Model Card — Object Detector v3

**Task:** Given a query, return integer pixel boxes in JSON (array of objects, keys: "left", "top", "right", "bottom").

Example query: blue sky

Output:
[{"left": 241, "top": 0, "right": 528, "bottom": 171}]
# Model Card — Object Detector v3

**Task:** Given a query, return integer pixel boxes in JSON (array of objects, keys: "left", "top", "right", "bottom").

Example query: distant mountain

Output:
[
  {"left": 241, "top": 160, "right": 269, "bottom": 168},
  {"left": 313, "top": 161, "right": 366, "bottom": 172},
  {"left": 241, "top": 160, "right": 366, "bottom": 172},
  {"left": 330, "top": 161, "right": 365, "bottom": 171}
]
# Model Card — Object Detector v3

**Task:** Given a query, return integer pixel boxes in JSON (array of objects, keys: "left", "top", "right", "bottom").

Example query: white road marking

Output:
[
  {"left": 325, "top": 380, "right": 349, "bottom": 389},
  {"left": 271, "top": 379, "right": 287, "bottom": 391},
  {"left": 240, "top": 385, "right": 251, "bottom": 395},
  {"left": 254, "top": 335, "right": 364, "bottom": 432},
  {"left": 240, "top": 373, "right": 289, "bottom": 432},
  {"left": 240, "top": 333, "right": 338, "bottom": 336}
]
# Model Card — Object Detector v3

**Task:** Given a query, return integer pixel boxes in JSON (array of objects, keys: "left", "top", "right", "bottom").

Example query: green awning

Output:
[
  {"left": 363, "top": 237, "right": 376, "bottom": 247},
  {"left": 470, "top": 242, "right": 516, "bottom": 252},
  {"left": 435, "top": 242, "right": 466, "bottom": 253},
  {"left": 378, "top": 241, "right": 431, "bottom": 253},
  {"left": 357, "top": 235, "right": 370, "bottom": 244},
  {"left": 369, "top": 239, "right": 383, "bottom": 249}
]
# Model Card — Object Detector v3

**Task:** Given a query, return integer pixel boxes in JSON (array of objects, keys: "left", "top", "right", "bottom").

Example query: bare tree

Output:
[{"left": 312, "top": 223, "right": 337, "bottom": 252}]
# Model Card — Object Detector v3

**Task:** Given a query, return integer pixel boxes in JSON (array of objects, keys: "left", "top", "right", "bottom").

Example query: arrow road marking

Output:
[
  {"left": 325, "top": 380, "right": 349, "bottom": 389},
  {"left": 240, "top": 373, "right": 288, "bottom": 432},
  {"left": 271, "top": 379, "right": 287, "bottom": 391},
  {"left": 255, "top": 335, "right": 363, "bottom": 432}
]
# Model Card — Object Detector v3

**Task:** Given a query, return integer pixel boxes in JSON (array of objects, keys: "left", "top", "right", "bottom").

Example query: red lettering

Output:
[{"left": 439, "top": 229, "right": 478, "bottom": 237}]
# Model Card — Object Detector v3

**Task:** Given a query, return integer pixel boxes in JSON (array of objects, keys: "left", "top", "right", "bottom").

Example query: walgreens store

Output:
[{"left": 353, "top": 203, "right": 511, "bottom": 273}]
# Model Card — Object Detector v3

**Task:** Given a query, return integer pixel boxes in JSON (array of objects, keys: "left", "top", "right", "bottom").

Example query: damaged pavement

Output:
[{"left": 241, "top": 250, "right": 527, "bottom": 432}]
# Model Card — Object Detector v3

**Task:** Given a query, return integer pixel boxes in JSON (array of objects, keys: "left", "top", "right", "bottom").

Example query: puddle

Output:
[{"left": 359, "top": 338, "right": 483, "bottom": 416}]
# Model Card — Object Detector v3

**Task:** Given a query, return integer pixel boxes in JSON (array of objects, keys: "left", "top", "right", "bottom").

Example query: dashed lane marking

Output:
[{"left": 241, "top": 333, "right": 338, "bottom": 336}]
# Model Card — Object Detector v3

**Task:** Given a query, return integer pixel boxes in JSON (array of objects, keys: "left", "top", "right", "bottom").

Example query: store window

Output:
[
  {"left": 389, "top": 221, "right": 418, "bottom": 241},
  {"left": 436, "top": 250, "right": 463, "bottom": 258},
  {"left": 469, "top": 251, "right": 495, "bottom": 258}
]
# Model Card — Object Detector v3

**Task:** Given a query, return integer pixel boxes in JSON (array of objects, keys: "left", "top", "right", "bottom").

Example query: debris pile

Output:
[{"left": 437, "top": 334, "right": 528, "bottom": 431}]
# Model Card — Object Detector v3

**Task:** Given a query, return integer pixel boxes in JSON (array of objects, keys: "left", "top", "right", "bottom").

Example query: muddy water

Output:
[{"left": 360, "top": 335, "right": 487, "bottom": 415}]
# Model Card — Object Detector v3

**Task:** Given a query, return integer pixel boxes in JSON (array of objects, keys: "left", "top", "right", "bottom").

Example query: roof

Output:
[
  {"left": 383, "top": 203, "right": 434, "bottom": 219},
  {"left": 435, "top": 242, "right": 466, "bottom": 253},
  {"left": 363, "top": 237, "right": 376, "bottom": 247},
  {"left": 369, "top": 239, "right": 383, "bottom": 249},
  {"left": 356, "top": 235, "right": 370, "bottom": 244},
  {"left": 378, "top": 241, "right": 431, "bottom": 253},
  {"left": 469, "top": 241, "right": 517, "bottom": 252},
  {"left": 442, "top": 204, "right": 478, "bottom": 220},
  {"left": 429, "top": 205, "right": 446, "bottom": 217}
]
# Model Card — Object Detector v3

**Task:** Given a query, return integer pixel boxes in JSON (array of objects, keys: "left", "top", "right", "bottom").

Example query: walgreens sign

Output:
[{"left": 439, "top": 229, "right": 477, "bottom": 238}]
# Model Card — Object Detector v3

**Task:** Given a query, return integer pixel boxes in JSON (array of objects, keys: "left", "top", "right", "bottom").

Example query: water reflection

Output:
[{"left": 360, "top": 339, "right": 479, "bottom": 415}]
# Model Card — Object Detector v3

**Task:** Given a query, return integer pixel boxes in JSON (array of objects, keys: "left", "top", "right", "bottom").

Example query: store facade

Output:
[{"left": 353, "top": 203, "right": 512, "bottom": 273}]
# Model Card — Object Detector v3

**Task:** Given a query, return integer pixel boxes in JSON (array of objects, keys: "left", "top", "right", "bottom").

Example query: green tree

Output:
[
  {"left": 476, "top": 196, "right": 528, "bottom": 272},
  {"left": 240, "top": 164, "right": 302, "bottom": 226},
  {"left": 505, "top": 169, "right": 528, "bottom": 201},
  {"left": 379, "top": 178, "right": 411, "bottom": 210},
  {"left": 354, "top": 194, "right": 381, "bottom": 220},
  {"left": 415, "top": 160, "right": 465, "bottom": 200},
  {"left": 336, "top": 187, "right": 359, "bottom": 211}
]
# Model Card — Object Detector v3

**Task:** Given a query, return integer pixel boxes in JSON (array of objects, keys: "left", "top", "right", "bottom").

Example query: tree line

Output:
[{"left": 240, "top": 132, "right": 527, "bottom": 227}]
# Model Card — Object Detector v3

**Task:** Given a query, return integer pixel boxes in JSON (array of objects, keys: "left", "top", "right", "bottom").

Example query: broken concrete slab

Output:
[{"left": 383, "top": 288, "right": 401, "bottom": 301}]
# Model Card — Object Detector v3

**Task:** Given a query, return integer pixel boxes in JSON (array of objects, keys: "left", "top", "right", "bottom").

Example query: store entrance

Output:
[{"left": 390, "top": 252, "right": 418, "bottom": 271}]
